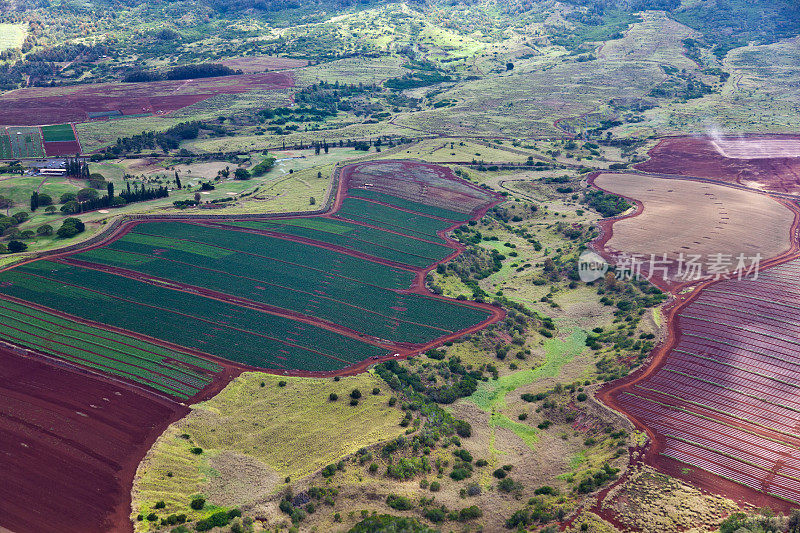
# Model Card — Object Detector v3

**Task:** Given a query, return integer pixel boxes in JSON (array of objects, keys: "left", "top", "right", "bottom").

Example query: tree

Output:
[
  {"left": 12, "top": 212, "right": 28, "bottom": 223},
  {"left": 7, "top": 240, "right": 26, "bottom": 253},
  {"left": 56, "top": 217, "right": 85, "bottom": 238},
  {"left": 175, "top": 171, "right": 181, "bottom": 189},
  {"left": 350, "top": 389, "right": 362, "bottom": 399},
  {"left": 38, "top": 193, "right": 52, "bottom": 206},
  {"left": 506, "top": 62, "right": 514, "bottom": 71},
  {"left": 30, "top": 191, "right": 38, "bottom": 211},
  {"left": 36, "top": 224, "right": 53, "bottom": 236},
  {"left": 60, "top": 192, "right": 77, "bottom": 204},
  {"left": 61, "top": 201, "right": 80, "bottom": 214},
  {"left": 234, "top": 168, "right": 251, "bottom": 180},
  {"left": 77, "top": 188, "right": 98, "bottom": 202},
  {"left": 107, "top": 182, "right": 114, "bottom": 199}
]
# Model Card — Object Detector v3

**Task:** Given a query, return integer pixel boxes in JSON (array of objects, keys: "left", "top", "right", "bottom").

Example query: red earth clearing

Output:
[
  {"left": 635, "top": 135, "right": 800, "bottom": 196},
  {"left": 0, "top": 72, "right": 294, "bottom": 126},
  {"left": 0, "top": 345, "right": 239, "bottom": 533}
]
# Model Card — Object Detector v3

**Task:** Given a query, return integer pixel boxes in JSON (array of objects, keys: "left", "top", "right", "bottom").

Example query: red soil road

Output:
[
  {"left": 589, "top": 168, "right": 800, "bottom": 513},
  {"left": 0, "top": 72, "right": 294, "bottom": 126},
  {"left": 0, "top": 346, "right": 203, "bottom": 533},
  {"left": 635, "top": 135, "right": 800, "bottom": 196}
]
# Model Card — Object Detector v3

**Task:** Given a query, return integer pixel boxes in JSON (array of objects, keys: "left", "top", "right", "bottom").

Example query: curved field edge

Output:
[
  {"left": 588, "top": 166, "right": 800, "bottom": 510},
  {"left": 131, "top": 371, "right": 405, "bottom": 530},
  {"left": 0, "top": 160, "right": 506, "bottom": 380}
]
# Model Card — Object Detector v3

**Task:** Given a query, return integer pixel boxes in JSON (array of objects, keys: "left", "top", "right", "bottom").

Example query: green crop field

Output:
[
  {"left": 334, "top": 197, "right": 455, "bottom": 240},
  {"left": 0, "top": 208, "right": 492, "bottom": 374},
  {"left": 346, "top": 188, "right": 472, "bottom": 220},
  {"left": 0, "top": 262, "right": 386, "bottom": 372},
  {"left": 0, "top": 298, "right": 219, "bottom": 398},
  {"left": 0, "top": 135, "right": 12, "bottom": 159},
  {"left": 227, "top": 218, "right": 453, "bottom": 268},
  {"left": 72, "top": 230, "right": 489, "bottom": 344},
  {"left": 41, "top": 124, "right": 77, "bottom": 142},
  {"left": 5, "top": 127, "right": 45, "bottom": 159}
]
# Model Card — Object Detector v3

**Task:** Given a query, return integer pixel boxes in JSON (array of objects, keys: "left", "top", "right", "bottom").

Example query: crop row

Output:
[
  {"left": 0, "top": 264, "right": 385, "bottom": 372},
  {"left": 335, "top": 197, "right": 454, "bottom": 240},
  {"left": 620, "top": 393, "right": 800, "bottom": 503},
  {"left": 0, "top": 299, "right": 217, "bottom": 398},
  {"left": 346, "top": 188, "right": 471, "bottom": 221},
  {"left": 70, "top": 246, "right": 490, "bottom": 344},
  {"left": 129, "top": 223, "right": 415, "bottom": 290},
  {"left": 225, "top": 218, "right": 452, "bottom": 268}
]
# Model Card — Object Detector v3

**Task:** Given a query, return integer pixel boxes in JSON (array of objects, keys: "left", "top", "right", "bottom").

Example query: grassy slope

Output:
[{"left": 132, "top": 371, "right": 404, "bottom": 530}]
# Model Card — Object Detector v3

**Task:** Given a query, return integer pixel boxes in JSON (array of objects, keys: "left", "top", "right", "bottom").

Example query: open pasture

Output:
[
  {"left": 0, "top": 161, "right": 502, "bottom": 375},
  {"left": 592, "top": 172, "right": 795, "bottom": 283},
  {"left": 636, "top": 135, "right": 800, "bottom": 195},
  {"left": 0, "top": 71, "right": 294, "bottom": 126},
  {"left": 0, "top": 346, "right": 189, "bottom": 533},
  {"left": 609, "top": 259, "right": 800, "bottom": 509}
]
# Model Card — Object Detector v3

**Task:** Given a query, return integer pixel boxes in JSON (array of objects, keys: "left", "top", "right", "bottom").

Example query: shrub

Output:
[
  {"left": 350, "top": 389, "right": 362, "bottom": 399},
  {"left": 56, "top": 217, "right": 85, "bottom": 238},
  {"left": 190, "top": 447, "right": 203, "bottom": 455},
  {"left": 576, "top": 393, "right": 588, "bottom": 401},
  {"left": 423, "top": 507, "right": 446, "bottom": 523},
  {"left": 386, "top": 494, "right": 413, "bottom": 511},
  {"left": 278, "top": 380, "right": 287, "bottom": 387},
  {"left": 450, "top": 467, "right": 472, "bottom": 481},
  {"left": 459, "top": 505, "right": 483, "bottom": 520},
  {"left": 7, "top": 240, "right": 26, "bottom": 253},
  {"left": 329, "top": 393, "right": 338, "bottom": 401},
  {"left": 430, "top": 481, "right": 441, "bottom": 492},
  {"left": 372, "top": 387, "right": 380, "bottom": 395},
  {"left": 154, "top": 501, "right": 165, "bottom": 509},
  {"left": 493, "top": 468, "right": 507, "bottom": 479},
  {"left": 36, "top": 224, "right": 53, "bottom": 236},
  {"left": 498, "top": 477, "right": 522, "bottom": 493},
  {"left": 190, "top": 497, "right": 205, "bottom": 510}
]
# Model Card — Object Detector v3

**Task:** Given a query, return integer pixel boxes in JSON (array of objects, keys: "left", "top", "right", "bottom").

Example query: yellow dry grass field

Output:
[
  {"left": 594, "top": 173, "right": 795, "bottom": 268},
  {"left": 597, "top": 11, "right": 699, "bottom": 71},
  {"left": 0, "top": 24, "right": 26, "bottom": 52},
  {"left": 131, "top": 372, "right": 403, "bottom": 529}
]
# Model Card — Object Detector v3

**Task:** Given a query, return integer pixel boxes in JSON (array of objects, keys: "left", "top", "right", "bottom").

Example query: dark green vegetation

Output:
[
  {"left": 40, "top": 123, "right": 76, "bottom": 142},
  {"left": 0, "top": 298, "right": 220, "bottom": 398},
  {"left": 0, "top": 187, "right": 493, "bottom": 373},
  {"left": 226, "top": 217, "right": 453, "bottom": 268}
]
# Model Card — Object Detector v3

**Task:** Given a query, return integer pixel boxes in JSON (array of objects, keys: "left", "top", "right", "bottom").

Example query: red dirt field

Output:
[
  {"left": 0, "top": 346, "right": 236, "bottom": 533},
  {"left": 587, "top": 171, "right": 800, "bottom": 291},
  {"left": 43, "top": 140, "right": 82, "bottom": 157},
  {"left": 0, "top": 72, "right": 294, "bottom": 126},
  {"left": 635, "top": 135, "right": 800, "bottom": 196}
]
